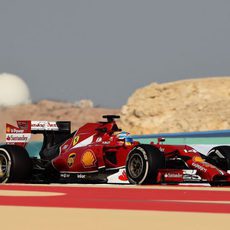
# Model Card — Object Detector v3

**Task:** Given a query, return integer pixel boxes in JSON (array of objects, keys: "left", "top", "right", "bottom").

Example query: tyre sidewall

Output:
[
  {"left": 0, "top": 148, "right": 12, "bottom": 183},
  {"left": 208, "top": 146, "right": 230, "bottom": 171},
  {"left": 0, "top": 145, "right": 32, "bottom": 183},
  {"left": 126, "top": 146, "right": 149, "bottom": 184}
]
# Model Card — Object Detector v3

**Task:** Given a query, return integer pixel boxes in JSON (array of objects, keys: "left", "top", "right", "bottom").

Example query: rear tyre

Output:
[
  {"left": 207, "top": 146, "right": 230, "bottom": 171},
  {"left": 126, "top": 144, "right": 165, "bottom": 184},
  {"left": 0, "top": 145, "right": 32, "bottom": 183}
]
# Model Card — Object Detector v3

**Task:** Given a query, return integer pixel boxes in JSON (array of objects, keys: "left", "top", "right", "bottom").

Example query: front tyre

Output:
[
  {"left": 0, "top": 145, "right": 32, "bottom": 183},
  {"left": 126, "top": 144, "right": 165, "bottom": 184},
  {"left": 207, "top": 146, "right": 230, "bottom": 171}
]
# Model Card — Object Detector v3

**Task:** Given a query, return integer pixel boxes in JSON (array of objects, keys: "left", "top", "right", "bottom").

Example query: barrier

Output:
[
  {"left": 131, "top": 130, "right": 230, "bottom": 145},
  {"left": 131, "top": 130, "right": 230, "bottom": 155}
]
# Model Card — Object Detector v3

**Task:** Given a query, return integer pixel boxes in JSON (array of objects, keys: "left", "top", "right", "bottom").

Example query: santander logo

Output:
[{"left": 118, "top": 170, "right": 128, "bottom": 181}]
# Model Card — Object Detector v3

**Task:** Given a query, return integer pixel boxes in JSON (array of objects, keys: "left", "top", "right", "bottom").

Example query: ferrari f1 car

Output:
[{"left": 0, "top": 115, "right": 230, "bottom": 185}]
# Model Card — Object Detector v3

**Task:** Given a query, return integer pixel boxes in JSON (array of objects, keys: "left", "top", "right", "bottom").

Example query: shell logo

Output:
[
  {"left": 73, "top": 135, "right": 80, "bottom": 146},
  {"left": 67, "top": 153, "right": 76, "bottom": 168},
  {"left": 193, "top": 156, "right": 204, "bottom": 163},
  {"left": 81, "top": 150, "right": 96, "bottom": 168}
]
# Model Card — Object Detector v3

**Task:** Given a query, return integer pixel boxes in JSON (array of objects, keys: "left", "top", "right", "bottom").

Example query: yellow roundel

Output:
[
  {"left": 193, "top": 156, "right": 204, "bottom": 163},
  {"left": 6, "top": 127, "right": 11, "bottom": 133},
  {"left": 81, "top": 150, "right": 96, "bottom": 168},
  {"left": 67, "top": 153, "right": 76, "bottom": 168},
  {"left": 73, "top": 135, "right": 80, "bottom": 146}
]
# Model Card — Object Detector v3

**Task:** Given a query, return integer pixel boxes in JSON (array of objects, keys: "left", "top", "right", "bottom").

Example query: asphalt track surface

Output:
[{"left": 0, "top": 184, "right": 230, "bottom": 230}]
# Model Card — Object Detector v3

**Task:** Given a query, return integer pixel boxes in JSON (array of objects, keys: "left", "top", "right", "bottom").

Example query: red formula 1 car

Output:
[{"left": 0, "top": 115, "right": 230, "bottom": 185}]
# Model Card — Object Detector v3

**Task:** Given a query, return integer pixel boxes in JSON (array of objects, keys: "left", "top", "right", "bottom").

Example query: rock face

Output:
[
  {"left": 120, "top": 77, "right": 230, "bottom": 134},
  {"left": 0, "top": 100, "right": 119, "bottom": 141},
  {"left": 1, "top": 77, "right": 230, "bottom": 141}
]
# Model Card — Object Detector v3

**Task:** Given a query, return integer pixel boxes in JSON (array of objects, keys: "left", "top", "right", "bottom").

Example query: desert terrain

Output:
[{"left": 1, "top": 77, "right": 230, "bottom": 140}]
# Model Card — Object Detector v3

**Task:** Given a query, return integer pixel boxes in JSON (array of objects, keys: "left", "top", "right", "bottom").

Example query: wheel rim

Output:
[
  {"left": 0, "top": 153, "right": 9, "bottom": 180},
  {"left": 128, "top": 153, "right": 144, "bottom": 178}
]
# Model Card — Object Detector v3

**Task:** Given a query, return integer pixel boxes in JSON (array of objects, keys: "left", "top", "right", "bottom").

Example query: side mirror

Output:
[{"left": 157, "top": 137, "right": 165, "bottom": 144}]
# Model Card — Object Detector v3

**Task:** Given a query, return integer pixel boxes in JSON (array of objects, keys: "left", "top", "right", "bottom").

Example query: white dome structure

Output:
[{"left": 0, "top": 73, "right": 31, "bottom": 107}]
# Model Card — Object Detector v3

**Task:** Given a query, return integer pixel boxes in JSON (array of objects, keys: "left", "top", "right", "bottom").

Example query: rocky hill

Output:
[
  {"left": 1, "top": 77, "right": 230, "bottom": 141},
  {"left": 120, "top": 77, "right": 230, "bottom": 134}
]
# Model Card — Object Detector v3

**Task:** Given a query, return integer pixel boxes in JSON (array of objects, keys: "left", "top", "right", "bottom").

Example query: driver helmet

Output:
[{"left": 117, "top": 131, "right": 133, "bottom": 144}]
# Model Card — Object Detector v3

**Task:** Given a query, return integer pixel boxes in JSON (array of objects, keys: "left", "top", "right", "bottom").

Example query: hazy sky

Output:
[{"left": 0, "top": 1, "right": 230, "bottom": 107}]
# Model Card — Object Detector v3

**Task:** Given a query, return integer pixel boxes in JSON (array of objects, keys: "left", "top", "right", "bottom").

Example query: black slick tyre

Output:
[
  {"left": 0, "top": 145, "right": 32, "bottom": 183},
  {"left": 207, "top": 146, "right": 230, "bottom": 171},
  {"left": 126, "top": 144, "right": 165, "bottom": 184}
]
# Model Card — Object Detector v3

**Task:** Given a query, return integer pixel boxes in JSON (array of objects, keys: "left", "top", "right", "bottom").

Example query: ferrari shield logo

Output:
[{"left": 73, "top": 135, "right": 80, "bottom": 146}]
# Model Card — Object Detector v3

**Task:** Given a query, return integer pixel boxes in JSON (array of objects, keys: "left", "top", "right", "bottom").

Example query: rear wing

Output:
[
  {"left": 6, "top": 120, "right": 71, "bottom": 146},
  {"left": 30, "top": 121, "right": 70, "bottom": 133}
]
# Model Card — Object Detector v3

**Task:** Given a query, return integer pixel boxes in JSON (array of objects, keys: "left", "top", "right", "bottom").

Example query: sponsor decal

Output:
[
  {"left": 81, "top": 150, "right": 96, "bottom": 168},
  {"left": 192, "top": 162, "right": 207, "bottom": 172},
  {"left": 7, "top": 129, "right": 24, "bottom": 134},
  {"left": 164, "top": 173, "right": 183, "bottom": 178},
  {"left": 6, "top": 123, "right": 29, "bottom": 134},
  {"left": 214, "top": 150, "right": 225, "bottom": 159},
  {"left": 6, "top": 127, "right": 11, "bottom": 133},
  {"left": 137, "top": 147, "right": 148, "bottom": 160},
  {"left": 60, "top": 173, "right": 70, "bottom": 178},
  {"left": 192, "top": 156, "right": 204, "bottom": 163},
  {"left": 6, "top": 134, "right": 30, "bottom": 143},
  {"left": 182, "top": 169, "right": 197, "bottom": 175},
  {"left": 107, "top": 168, "right": 130, "bottom": 184},
  {"left": 73, "top": 136, "right": 80, "bottom": 146},
  {"left": 77, "top": 174, "right": 86, "bottom": 179},
  {"left": 96, "top": 137, "right": 102, "bottom": 142},
  {"left": 17, "top": 121, "right": 30, "bottom": 130},
  {"left": 202, "top": 162, "right": 223, "bottom": 174},
  {"left": 183, "top": 174, "right": 201, "bottom": 181},
  {"left": 118, "top": 170, "right": 128, "bottom": 181},
  {"left": 67, "top": 153, "right": 76, "bottom": 168},
  {"left": 182, "top": 169, "right": 201, "bottom": 181},
  {"left": 202, "top": 162, "right": 216, "bottom": 168},
  {"left": 31, "top": 121, "right": 58, "bottom": 131},
  {"left": 102, "top": 141, "right": 110, "bottom": 145}
]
